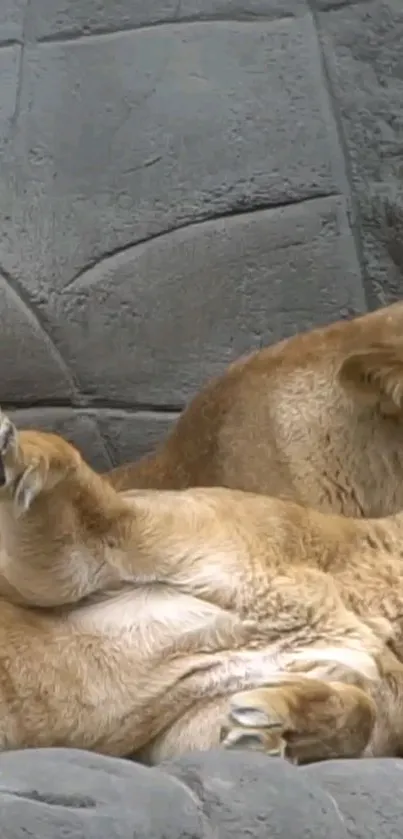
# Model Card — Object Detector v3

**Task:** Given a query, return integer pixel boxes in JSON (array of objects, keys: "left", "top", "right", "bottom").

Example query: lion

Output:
[{"left": 0, "top": 410, "right": 402, "bottom": 765}]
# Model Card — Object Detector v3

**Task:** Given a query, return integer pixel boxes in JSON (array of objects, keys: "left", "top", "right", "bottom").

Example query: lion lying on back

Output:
[{"left": 1, "top": 402, "right": 403, "bottom": 765}]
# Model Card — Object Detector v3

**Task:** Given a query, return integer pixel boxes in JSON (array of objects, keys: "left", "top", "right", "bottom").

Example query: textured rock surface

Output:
[
  {"left": 2, "top": 0, "right": 402, "bottom": 467},
  {"left": 1, "top": 748, "right": 402, "bottom": 838}
]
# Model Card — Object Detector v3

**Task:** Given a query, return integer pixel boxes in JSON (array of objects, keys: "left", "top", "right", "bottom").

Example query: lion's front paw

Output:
[
  {"left": 220, "top": 677, "right": 374, "bottom": 764},
  {"left": 220, "top": 683, "right": 293, "bottom": 762},
  {"left": 0, "top": 411, "right": 18, "bottom": 483},
  {"left": 0, "top": 410, "right": 49, "bottom": 514}
]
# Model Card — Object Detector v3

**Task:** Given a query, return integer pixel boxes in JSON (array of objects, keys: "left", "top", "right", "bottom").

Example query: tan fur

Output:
[
  {"left": 1, "top": 412, "right": 403, "bottom": 764},
  {"left": 108, "top": 302, "right": 403, "bottom": 519}
]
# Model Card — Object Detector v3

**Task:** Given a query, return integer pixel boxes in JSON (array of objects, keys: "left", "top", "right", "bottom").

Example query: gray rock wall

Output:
[
  {"left": 1, "top": 0, "right": 402, "bottom": 468},
  {"left": 0, "top": 748, "right": 402, "bottom": 838}
]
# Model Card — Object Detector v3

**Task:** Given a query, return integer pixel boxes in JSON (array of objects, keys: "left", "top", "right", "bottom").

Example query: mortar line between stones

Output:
[
  {"left": 306, "top": 0, "right": 377, "bottom": 313},
  {"left": 5, "top": 402, "right": 183, "bottom": 417},
  {"left": 0, "top": 264, "right": 81, "bottom": 399},
  {"left": 65, "top": 189, "right": 341, "bottom": 291},
  {"left": 34, "top": 14, "right": 295, "bottom": 46},
  {"left": 0, "top": 39, "right": 22, "bottom": 49},
  {"left": 320, "top": 0, "right": 369, "bottom": 12},
  {"left": 6, "top": 2, "right": 28, "bottom": 146}
]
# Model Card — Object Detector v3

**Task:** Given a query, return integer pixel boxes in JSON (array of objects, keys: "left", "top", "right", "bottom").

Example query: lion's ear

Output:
[{"left": 339, "top": 342, "right": 403, "bottom": 413}]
